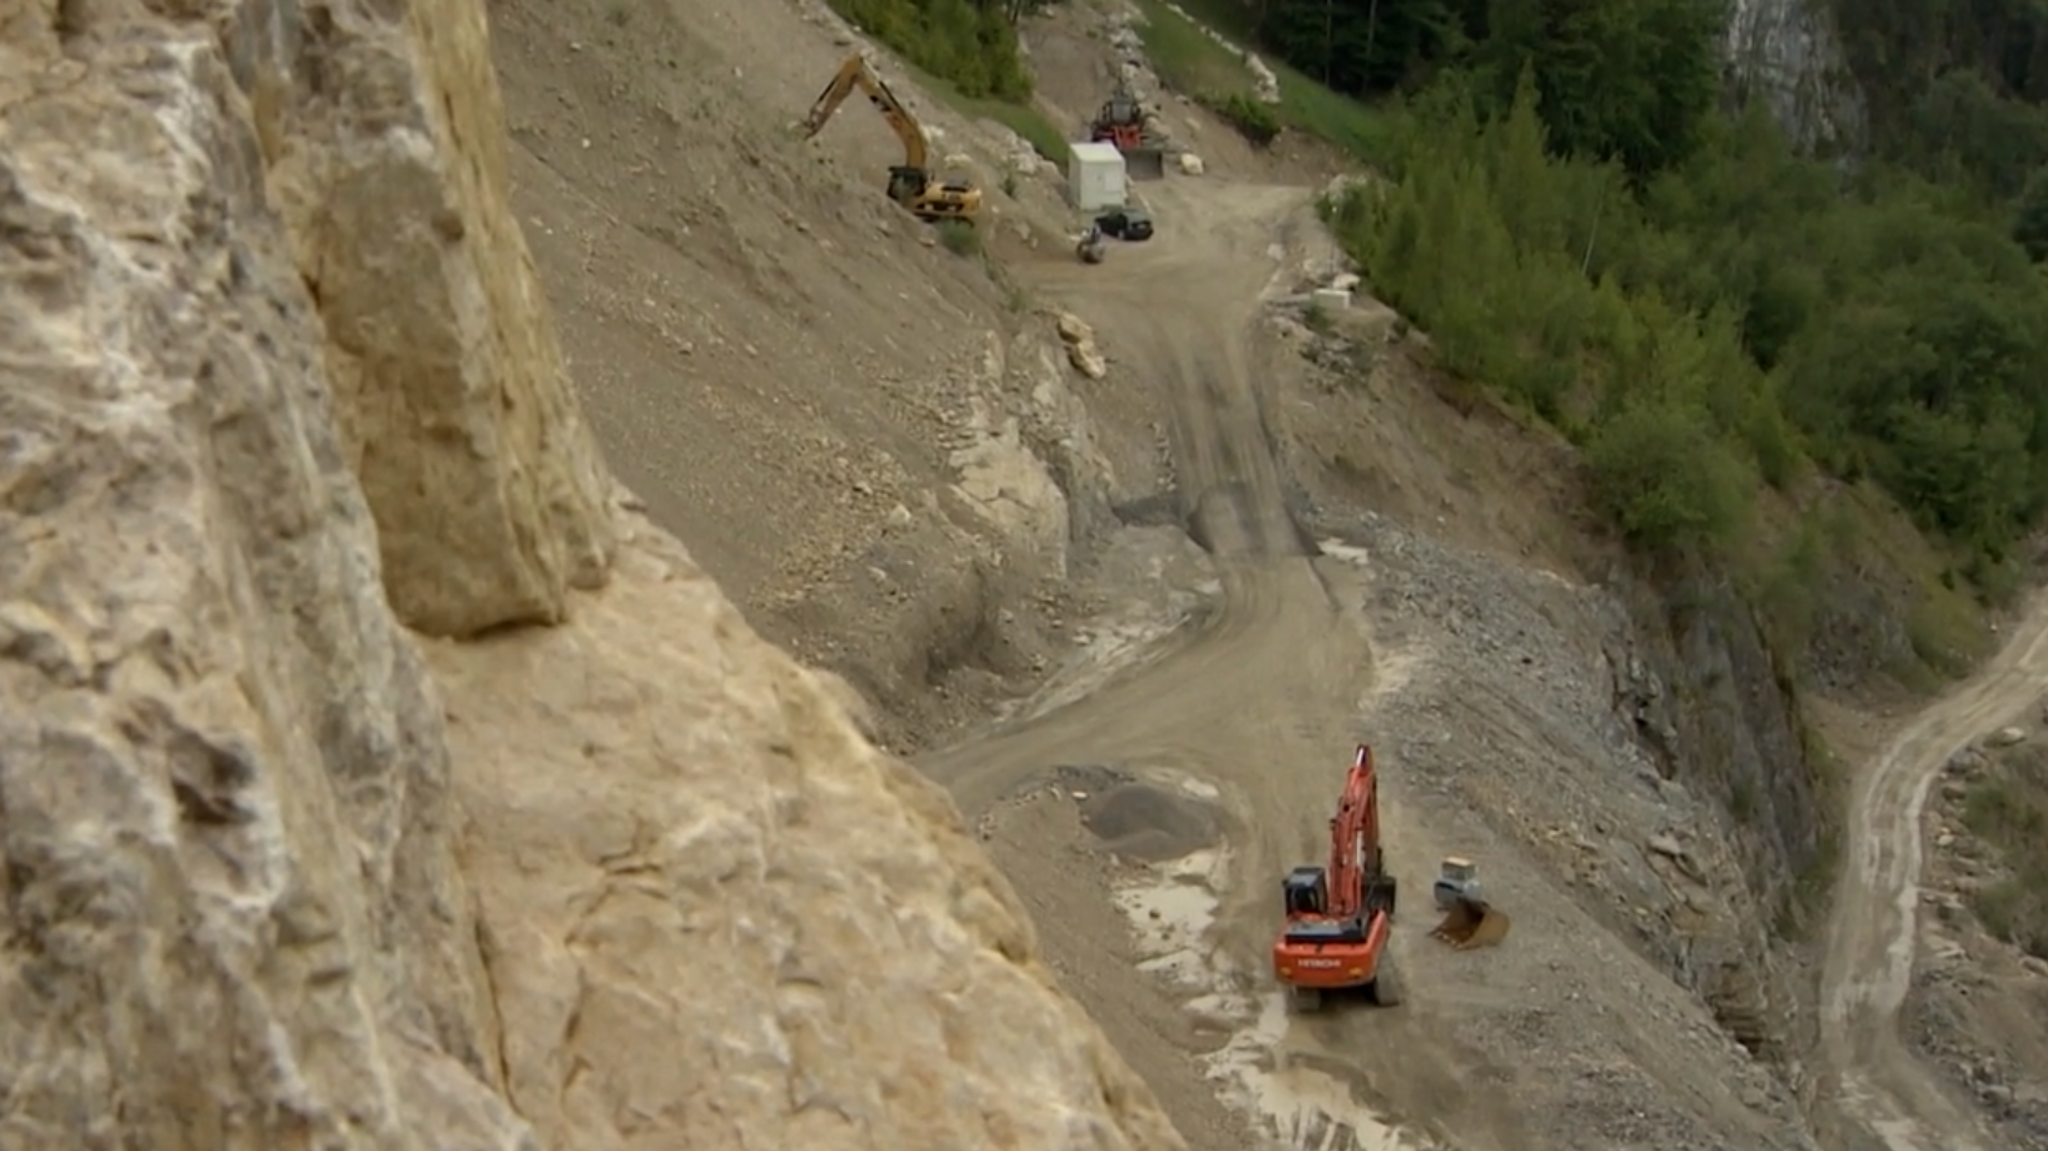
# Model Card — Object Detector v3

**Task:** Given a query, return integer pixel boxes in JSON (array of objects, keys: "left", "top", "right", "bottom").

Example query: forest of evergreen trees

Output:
[{"left": 1232, "top": 0, "right": 2048, "bottom": 590}]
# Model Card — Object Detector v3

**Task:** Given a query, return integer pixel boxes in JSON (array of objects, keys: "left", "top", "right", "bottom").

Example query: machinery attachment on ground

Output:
[
  {"left": 1089, "top": 86, "right": 1167, "bottom": 181},
  {"left": 1076, "top": 224, "right": 1106, "bottom": 264},
  {"left": 801, "top": 55, "right": 983, "bottom": 223},
  {"left": 1428, "top": 897, "right": 1510, "bottom": 949},
  {"left": 1428, "top": 857, "right": 1509, "bottom": 949},
  {"left": 1272, "top": 743, "right": 1400, "bottom": 1013}
]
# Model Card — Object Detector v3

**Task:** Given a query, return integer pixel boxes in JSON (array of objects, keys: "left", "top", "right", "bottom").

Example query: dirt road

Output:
[
  {"left": 924, "top": 165, "right": 2048, "bottom": 1151},
  {"left": 921, "top": 177, "right": 1516, "bottom": 1151},
  {"left": 1817, "top": 594, "right": 2048, "bottom": 1151}
]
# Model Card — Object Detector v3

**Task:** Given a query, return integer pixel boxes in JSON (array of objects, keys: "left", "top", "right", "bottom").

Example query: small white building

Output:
[{"left": 1067, "top": 141, "right": 1127, "bottom": 211}]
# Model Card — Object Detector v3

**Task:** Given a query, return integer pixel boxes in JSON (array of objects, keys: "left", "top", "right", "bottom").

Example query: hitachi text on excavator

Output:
[
  {"left": 1272, "top": 743, "right": 1401, "bottom": 1012},
  {"left": 800, "top": 55, "right": 983, "bottom": 223}
]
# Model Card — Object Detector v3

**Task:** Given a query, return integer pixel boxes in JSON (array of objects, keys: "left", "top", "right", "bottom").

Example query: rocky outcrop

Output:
[
  {"left": 242, "top": 0, "right": 618, "bottom": 638},
  {"left": 1721, "top": 0, "right": 1866, "bottom": 152},
  {"left": 429, "top": 517, "right": 1181, "bottom": 1151},
  {"left": 0, "top": 4, "right": 1184, "bottom": 1150},
  {"left": 0, "top": 16, "right": 525, "bottom": 1148},
  {"left": 1613, "top": 571, "right": 1822, "bottom": 1063}
]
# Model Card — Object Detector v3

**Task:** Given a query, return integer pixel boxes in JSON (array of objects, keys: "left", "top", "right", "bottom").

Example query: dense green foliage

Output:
[
  {"left": 1331, "top": 74, "right": 2048, "bottom": 567},
  {"left": 1186, "top": 0, "right": 2048, "bottom": 578},
  {"left": 827, "top": 0, "right": 1044, "bottom": 99},
  {"left": 1831, "top": 0, "right": 2048, "bottom": 190},
  {"left": 1244, "top": 0, "right": 1724, "bottom": 176},
  {"left": 1205, "top": 91, "right": 1283, "bottom": 143}
]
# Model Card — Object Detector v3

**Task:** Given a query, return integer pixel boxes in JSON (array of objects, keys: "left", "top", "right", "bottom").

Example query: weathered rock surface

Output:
[
  {"left": 1722, "top": 0, "right": 1866, "bottom": 153},
  {"left": 0, "top": 18, "right": 524, "bottom": 1150},
  {"left": 244, "top": 0, "right": 618, "bottom": 638},
  {"left": 432, "top": 517, "right": 1182, "bottom": 1151},
  {"left": 1057, "top": 310, "right": 1109, "bottom": 379},
  {"left": 0, "top": 4, "right": 1185, "bottom": 1151}
]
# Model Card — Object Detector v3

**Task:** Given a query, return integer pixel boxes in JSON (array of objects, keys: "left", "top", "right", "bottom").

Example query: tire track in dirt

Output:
[{"left": 1818, "top": 590, "right": 2048, "bottom": 1151}]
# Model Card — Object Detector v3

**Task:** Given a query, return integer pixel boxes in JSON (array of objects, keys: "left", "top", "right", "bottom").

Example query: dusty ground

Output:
[
  {"left": 487, "top": 0, "right": 2047, "bottom": 1148},
  {"left": 490, "top": 0, "right": 1134, "bottom": 747}
]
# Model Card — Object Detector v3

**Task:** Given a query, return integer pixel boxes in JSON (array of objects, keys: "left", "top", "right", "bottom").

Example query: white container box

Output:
[
  {"left": 1312, "top": 287, "right": 1353, "bottom": 310},
  {"left": 1067, "top": 141, "right": 1128, "bottom": 211}
]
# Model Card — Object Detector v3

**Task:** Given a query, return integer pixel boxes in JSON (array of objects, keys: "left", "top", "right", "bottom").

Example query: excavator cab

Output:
[
  {"left": 1282, "top": 867, "right": 1328, "bottom": 916},
  {"left": 886, "top": 166, "right": 926, "bottom": 205}
]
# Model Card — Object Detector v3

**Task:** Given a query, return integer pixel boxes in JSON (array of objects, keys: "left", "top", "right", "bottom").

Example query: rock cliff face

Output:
[
  {"left": 1722, "top": 0, "right": 1867, "bottom": 152},
  {"left": 0, "top": 4, "right": 1182, "bottom": 1150},
  {"left": 242, "top": 0, "right": 618, "bottom": 638},
  {"left": 1614, "top": 573, "right": 1822, "bottom": 1063}
]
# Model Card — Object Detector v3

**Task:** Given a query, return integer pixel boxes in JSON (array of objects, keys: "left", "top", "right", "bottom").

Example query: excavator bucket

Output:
[
  {"left": 1124, "top": 146, "right": 1166, "bottom": 181},
  {"left": 1428, "top": 897, "right": 1510, "bottom": 950}
]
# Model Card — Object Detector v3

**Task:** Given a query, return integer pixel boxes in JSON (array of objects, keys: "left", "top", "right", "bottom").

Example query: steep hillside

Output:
[
  {"left": 0, "top": 3, "right": 1181, "bottom": 1149},
  {"left": 487, "top": 0, "right": 1125, "bottom": 747},
  {"left": 474, "top": 2, "right": 1856, "bottom": 1151},
  {"left": 488, "top": 0, "right": 2048, "bottom": 1149},
  {"left": 12, "top": 0, "right": 2045, "bottom": 1149}
]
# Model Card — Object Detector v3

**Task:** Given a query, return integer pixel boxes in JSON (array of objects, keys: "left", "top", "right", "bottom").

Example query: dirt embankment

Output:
[
  {"left": 489, "top": 0, "right": 1147, "bottom": 747},
  {"left": 493, "top": 0, "right": 2047, "bottom": 1149}
]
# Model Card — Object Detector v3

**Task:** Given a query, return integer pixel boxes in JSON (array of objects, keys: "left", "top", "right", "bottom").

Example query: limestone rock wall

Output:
[
  {"left": 0, "top": 3, "right": 1185, "bottom": 1150},
  {"left": 0, "top": 15, "right": 525, "bottom": 1149},
  {"left": 1722, "top": 0, "right": 1867, "bottom": 153},
  {"left": 431, "top": 517, "right": 1182, "bottom": 1151},
  {"left": 237, "top": 0, "right": 617, "bottom": 639}
]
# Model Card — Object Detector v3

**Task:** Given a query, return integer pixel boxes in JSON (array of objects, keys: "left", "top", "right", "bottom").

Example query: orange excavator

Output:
[
  {"left": 1273, "top": 743, "right": 1401, "bottom": 1012},
  {"left": 1089, "top": 85, "right": 1167, "bottom": 180}
]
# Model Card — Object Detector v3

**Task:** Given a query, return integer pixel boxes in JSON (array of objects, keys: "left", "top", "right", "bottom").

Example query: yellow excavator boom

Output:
[
  {"left": 802, "top": 54, "right": 929, "bottom": 171},
  {"left": 800, "top": 54, "right": 981, "bottom": 222}
]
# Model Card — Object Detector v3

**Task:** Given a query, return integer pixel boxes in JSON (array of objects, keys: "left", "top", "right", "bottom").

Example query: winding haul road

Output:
[
  {"left": 921, "top": 177, "right": 1449, "bottom": 1151},
  {"left": 919, "top": 164, "right": 2048, "bottom": 1151},
  {"left": 1817, "top": 593, "right": 2048, "bottom": 1151}
]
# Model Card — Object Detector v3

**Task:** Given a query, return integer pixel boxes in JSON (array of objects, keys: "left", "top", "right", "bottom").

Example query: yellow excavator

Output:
[{"left": 801, "top": 54, "right": 983, "bottom": 223}]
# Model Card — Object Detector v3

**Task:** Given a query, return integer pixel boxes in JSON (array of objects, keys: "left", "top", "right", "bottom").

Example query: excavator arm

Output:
[
  {"left": 801, "top": 54, "right": 929, "bottom": 174},
  {"left": 1325, "top": 744, "right": 1384, "bottom": 917}
]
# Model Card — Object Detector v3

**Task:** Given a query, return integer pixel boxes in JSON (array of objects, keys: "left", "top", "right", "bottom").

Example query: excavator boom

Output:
[
  {"left": 801, "top": 55, "right": 981, "bottom": 222},
  {"left": 1272, "top": 744, "right": 1399, "bottom": 1011},
  {"left": 803, "top": 54, "right": 928, "bottom": 171}
]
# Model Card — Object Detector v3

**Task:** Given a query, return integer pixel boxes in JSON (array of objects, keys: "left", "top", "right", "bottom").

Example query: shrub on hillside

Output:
[
  {"left": 1203, "top": 92, "right": 1281, "bottom": 146},
  {"left": 1585, "top": 400, "right": 1750, "bottom": 553},
  {"left": 826, "top": 0, "right": 1031, "bottom": 100},
  {"left": 935, "top": 218, "right": 980, "bottom": 256}
]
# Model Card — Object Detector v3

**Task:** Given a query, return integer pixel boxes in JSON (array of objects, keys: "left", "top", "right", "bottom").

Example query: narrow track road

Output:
[{"left": 1817, "top": 591, "right": 2048, "bottom": 1150}]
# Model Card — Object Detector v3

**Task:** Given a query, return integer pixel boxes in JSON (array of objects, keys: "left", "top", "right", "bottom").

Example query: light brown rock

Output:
[
  {"left": 246, "top": 0, "right": 618, "bottom": 638},
  {"left": 1056, "top": 311, "right": 1108, "bottom": 379},
  {"left": 430, "top": 517, "right": 1186, "bottom": 1151},
  {"left": 0, "top": 20, "right": 522, "bottom": 1151}
]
